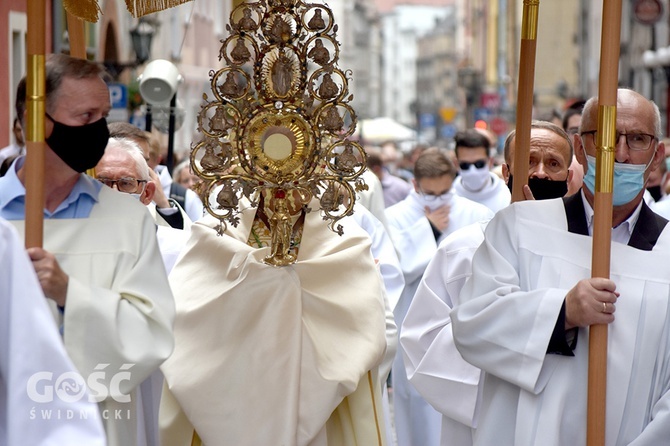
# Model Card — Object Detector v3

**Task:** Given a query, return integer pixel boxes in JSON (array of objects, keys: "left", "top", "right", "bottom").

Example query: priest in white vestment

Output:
[
  {"left": 452, "top": 89, "right": 670, "bottom": 445},
  {"left": 401, "top": 121, "right": 575, "bottom": 446},
  {"left": 0, "top": 54, "right": 175, "bottom": 446},
  {"left": 159, "top": 197, "right": 389, "bottom": 446},
  {"left": 0, "top": 218, "right": 106, "bottom": 446},
  {"left": 385, "top": 149, "right": 493, "bottom": 446}
]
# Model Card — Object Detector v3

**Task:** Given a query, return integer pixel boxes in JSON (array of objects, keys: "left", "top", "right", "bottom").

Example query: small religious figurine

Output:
[
  {"left": 307, "top": 39, "right": 330, "bottom": 66},
  {"left": 209, "top": 106, "right": 230, "bottom": 133},
  {"left": 317, "top": 73, "right": 338, "bottom": 99},
  {"left": 265, "top": 192, "right": 296, "bottom": 266},
  {"left": 322, "top": 107, "right": 344, "bottom": 132},
  {"left": 320, "top": 182, "right": 340, "bottom": 212},
  {"left": 220, "top": 72, "right": 241, "bottom": 98},
  {"left": 335, "top": 142, "right": 359, "bottom": 173},
  {"left": 231, "top": 38, "right": 251, "bottom": 64},
  {"left": 308, "top": 9, "right": 326, "bottom": 30},
  {"left": 201, "top": 143, "right": 225, "bottom": 172},
  {"left": 271, "top": 50, "right": 293, "bottom": 96},
  {"left": 217, "top": 182, "right": 239, "bottom": 209},
  {"left": 237, "top": 7, "right": 257, "bottom": 31},
  {"left": 269, "top": 16, "right": 293, "bottom": 43}
]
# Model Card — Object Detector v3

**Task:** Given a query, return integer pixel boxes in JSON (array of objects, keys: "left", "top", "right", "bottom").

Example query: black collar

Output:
[{"left": 562, "top": 193, "right": 668, "bottom": 251}]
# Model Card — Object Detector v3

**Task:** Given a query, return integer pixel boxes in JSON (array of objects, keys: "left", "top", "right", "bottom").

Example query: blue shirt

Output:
[{"left": 0, "top": 157, "right": 102, "bottom": 220}]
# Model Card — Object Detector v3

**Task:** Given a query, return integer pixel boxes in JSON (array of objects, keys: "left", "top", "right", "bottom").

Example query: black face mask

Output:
[
  {"left": 647, "top": 185, "right": 663, "bottom": 202},
  {"left": 46, "top": 114, "right": 109, "bottom": 173},
  {"left": 507, "top": 174, "right": 569, "bottom": 200}
]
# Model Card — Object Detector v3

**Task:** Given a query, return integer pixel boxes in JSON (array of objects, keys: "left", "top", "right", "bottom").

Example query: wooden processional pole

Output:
[
  {"left": 64, "top": 11, "right": 97, "bottom": 179},
  {"left": 587, "top": 0, "right": 623, "bottom": 444},
  {"left": 66, "top": 12, "right": 87, "bottom": 59},
  {"left": 511, "top": 0, "right": 539, "bottom": 203},
  {"left": 24, "top": 0, "right": 47, "bottom": 249}
]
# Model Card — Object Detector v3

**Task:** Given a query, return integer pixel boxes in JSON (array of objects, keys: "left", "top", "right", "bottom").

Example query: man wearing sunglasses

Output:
[{"left": 452, "top": 129, "right": 510, "bottom": 213}]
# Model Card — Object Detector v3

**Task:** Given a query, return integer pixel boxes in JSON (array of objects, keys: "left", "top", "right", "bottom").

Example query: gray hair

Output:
[
  {"left": 503, "top": 120, "right": 574, "bottom": 165},
  {"left": 581, "top": 88, "right": 662, "bottom": 138},
  {"left": 106, "top": 137, "right": 151, "bottom": 181},
  {"left": 172, "top": 159, "right": 192, "bottom": 183}
]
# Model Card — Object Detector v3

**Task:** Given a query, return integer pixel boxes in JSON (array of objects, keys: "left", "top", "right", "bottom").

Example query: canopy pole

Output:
[
  {"left": 511, "top": 0, "right": 539, "bottom": 203},
  {"left": 25, "top": 0, "right": 47, "bottom": 249},
  {"left": 66, "top": 12, "right": 87, "bottom": 59},
  {"left": 65, "top": 11, "right": 98, "bottom": 178},
  {"left": 587, "top": 0, "right": 623, "bottom": 444}
]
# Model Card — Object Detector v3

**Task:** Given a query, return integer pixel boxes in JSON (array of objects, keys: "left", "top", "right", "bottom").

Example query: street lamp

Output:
[
  {"left": 104, "top": 18, "right": 157, "bottom": 79},
  {"left": 643, "top": 46, "right": 670, "bottom": 136}
]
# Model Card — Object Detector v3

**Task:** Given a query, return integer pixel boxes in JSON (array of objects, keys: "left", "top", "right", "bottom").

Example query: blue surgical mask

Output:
[{"left": 583, "top": 154, "right": 651, "bottom": 206}]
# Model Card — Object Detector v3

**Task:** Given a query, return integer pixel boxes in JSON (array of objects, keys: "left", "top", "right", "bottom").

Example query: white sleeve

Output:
[
  {"left": 386, "top": 212, "right": 438, "bottom": 286},
  {"left": 451, "top": 207, "right": 567, "bottom": 393},
  {"left": 184, "top": 189, "right": 204, "bottom": 223},
  {"left": 401, "top": 224, "right": 485, "bottom": 427},
  {"left": 0, "top": 219, "right": 106, "bottom": 446},
  {"left": 62, "top": 209, "right": 176, "bottom": 400}
]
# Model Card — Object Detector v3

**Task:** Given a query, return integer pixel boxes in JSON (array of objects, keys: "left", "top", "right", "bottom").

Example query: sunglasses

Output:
[{"left": 459, "top": 160, "right": 487, "bottom": 170}]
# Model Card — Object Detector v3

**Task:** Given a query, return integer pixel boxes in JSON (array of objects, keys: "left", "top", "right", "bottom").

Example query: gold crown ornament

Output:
[{"left": 191, "top": 0, "right": 368, "bottom": 266}]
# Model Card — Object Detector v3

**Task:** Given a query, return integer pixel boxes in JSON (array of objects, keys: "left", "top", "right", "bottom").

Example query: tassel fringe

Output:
[
  {"left": 63, "top": 0, "right": 194, "bottom": 22},
  {"left": 125, "top": 0, "right": 194, "bottom": 18},
  {"left": 63, "top": 0, "right": 102, "bottom": 23}
]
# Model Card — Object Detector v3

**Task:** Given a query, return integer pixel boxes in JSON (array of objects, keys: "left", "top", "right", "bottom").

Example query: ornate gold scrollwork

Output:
[{"left": 192, "top": 0, "right": 367, "bottom": 266}]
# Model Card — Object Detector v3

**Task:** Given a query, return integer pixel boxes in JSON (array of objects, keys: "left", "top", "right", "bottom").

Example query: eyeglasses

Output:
[
  {"left": 97, "top": 177, "right": 147, "bottom": 193},
  {"left": 419, "top": 187, "right": 451, "bottom": 201},
  {"left": 580, "top": 130, "right": 657, "bottom": 152},
  {"left": 459, "top": 160, "right": 487, "bottom": 170}
]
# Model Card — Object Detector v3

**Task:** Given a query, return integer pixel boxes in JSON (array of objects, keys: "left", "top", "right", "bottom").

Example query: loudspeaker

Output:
[{"left": 138, "top": 59, "right": 182, "bottom": 105}]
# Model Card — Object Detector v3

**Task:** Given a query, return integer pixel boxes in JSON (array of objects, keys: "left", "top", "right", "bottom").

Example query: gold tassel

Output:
[
  {"left": 63, "top": 0, "right": 102, "bottom": 23},
  {"left": 125, "top": 0, "right": 194, "bottom": 18}
]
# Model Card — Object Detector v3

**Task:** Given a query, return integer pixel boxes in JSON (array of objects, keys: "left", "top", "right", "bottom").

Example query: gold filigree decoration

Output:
[{"left": 192, "top": 0, "right": 368, "bottom": 266}]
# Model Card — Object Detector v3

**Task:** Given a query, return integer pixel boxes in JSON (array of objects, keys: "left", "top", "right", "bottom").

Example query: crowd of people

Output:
[{"left": 3, "top": 53, "right": 670, "bottom": 446}]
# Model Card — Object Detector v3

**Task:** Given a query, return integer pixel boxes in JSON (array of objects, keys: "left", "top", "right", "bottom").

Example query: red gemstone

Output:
[{"left": 275, "top": 189, "right": 286, "bottom": 199}]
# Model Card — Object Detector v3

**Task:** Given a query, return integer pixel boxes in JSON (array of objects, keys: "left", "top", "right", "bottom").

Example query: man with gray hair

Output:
[
  {"left": 95, "top": 137, "right": 188, "bottom": 446},
  {"left": 401, "top": 121, "right": 574, "bottom": 446},
  {"left": 96, "top": 137, "right": 190, "bottom": 273},
  {"left": 452, "top": 89, "right": 670, "bottom": 444},
  {"left": 108, "top": 122, "right": 190, "bottom": 230}
]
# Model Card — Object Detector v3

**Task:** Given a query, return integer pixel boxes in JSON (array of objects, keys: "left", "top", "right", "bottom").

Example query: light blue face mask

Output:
[{"left": 583, "top": 154, "right": 652, "bottom": 206}]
